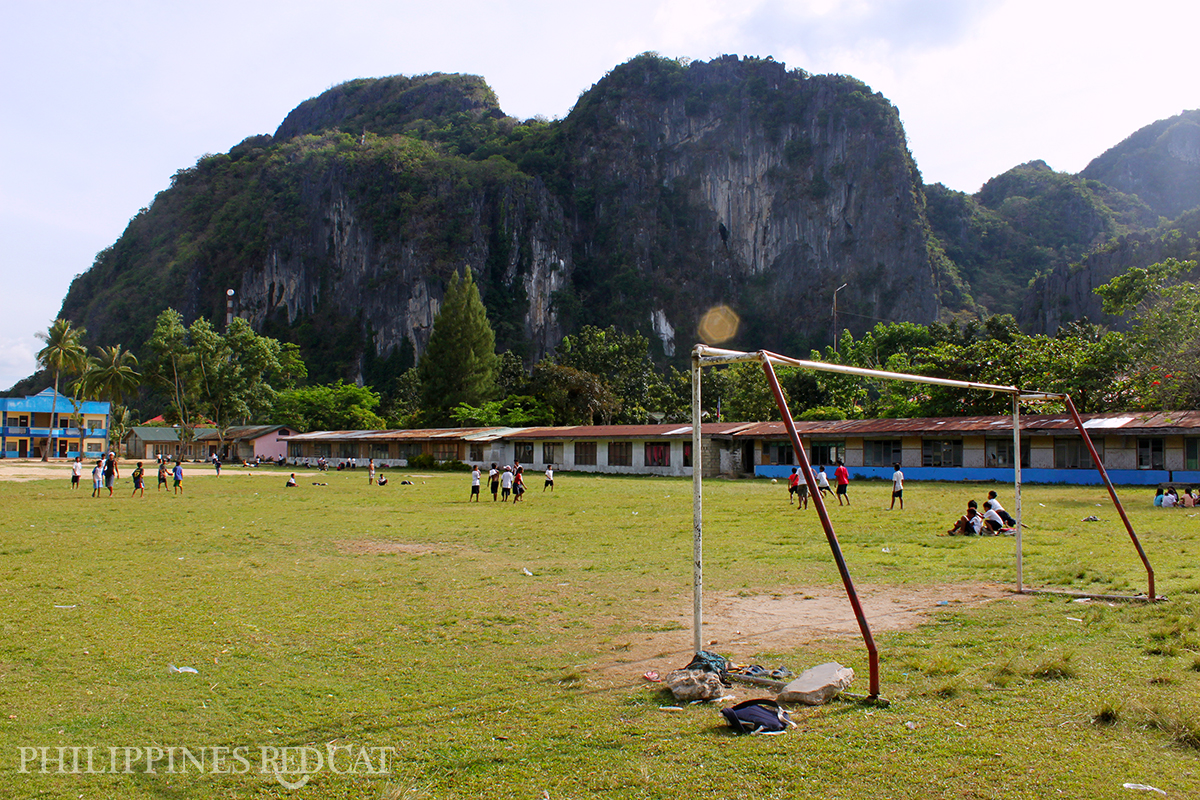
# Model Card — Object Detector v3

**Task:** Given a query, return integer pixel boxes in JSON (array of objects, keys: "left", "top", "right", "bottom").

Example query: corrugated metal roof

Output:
[
  {"left": 285, "top": 427, "right": 505, "bottom": 442},
  {"left": 504, "top": 423, "right": 754, "bottom": 440},
  {"left": 194, "top": 425, "right": 291, "bottom": 442}
]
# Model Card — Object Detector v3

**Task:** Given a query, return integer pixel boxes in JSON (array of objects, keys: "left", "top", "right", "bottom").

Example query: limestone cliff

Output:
[{"left": 58, "top": 55, "right": 947, "bottom": 383}]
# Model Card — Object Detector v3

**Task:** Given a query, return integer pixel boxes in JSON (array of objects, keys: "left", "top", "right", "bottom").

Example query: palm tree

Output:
[
  {"left": 35, "top": 319, "right": 87, "bottom": 460},
  {"left": 82, "top": 345, "right": 141, "bottom": 454}
]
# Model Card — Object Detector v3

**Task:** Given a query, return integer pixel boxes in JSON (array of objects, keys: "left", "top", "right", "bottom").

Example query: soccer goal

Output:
[{"left": 688, "top": 345, "right": 1157, "bottom": 698}]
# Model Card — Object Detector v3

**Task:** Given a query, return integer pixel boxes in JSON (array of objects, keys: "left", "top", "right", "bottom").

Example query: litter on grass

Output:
[
  {"left": 53, "top": 605, "right": 77, "bottom": 609},
  {"left": 1122, "top": 784, "right": 1166, "bottom": 795},
  {"left": 169, "top": 665, "right": 199, "bottom": 674}
]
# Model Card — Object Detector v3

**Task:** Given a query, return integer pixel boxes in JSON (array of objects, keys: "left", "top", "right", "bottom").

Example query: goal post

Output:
[{"left": 689, "top": 345, "right": 1156, "bottom": 699}]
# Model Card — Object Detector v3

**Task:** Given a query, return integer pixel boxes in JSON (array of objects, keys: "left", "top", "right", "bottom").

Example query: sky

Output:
[{"left": 2, "top": 0, "right": 1197, "bottom": 390}]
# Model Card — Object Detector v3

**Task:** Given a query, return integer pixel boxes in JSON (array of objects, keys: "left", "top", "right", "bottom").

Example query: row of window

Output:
[
  {"left": 761, "top": 437, "right": 1197, "bottom": 470},
  {"left": 287, "top": 440, "right": 694, "bottom": 467}
]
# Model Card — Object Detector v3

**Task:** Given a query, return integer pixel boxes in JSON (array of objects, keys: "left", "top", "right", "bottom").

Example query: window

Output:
[
  {"left": 863, "top": 440, "right": 901, "bottom": 467},
  {"left": 469, "top": 444, "right": 484, "bottom": 462},
  {"left": 645, "top": 442, "right": 671, "bottom": 467},
  {"left": 433, "top": 443, "right": 458, "bottom": 462},
  {"left": 922, "top": 439, "right": 963, "bottom": 467},
  {"left": 513, "top": 442, "right": 533, "bottom": 464},
  {"left": 88, "top": 419, "right": 102, "bottom": 430},
  {"left": 339, "top": 443, "right": 357, "bottom": 459},
  {"left": 542, "top": 442, "right": 562, "bottom": 466},
  {"left": 370, "top": 443, "right": 390, "bottom": 460},
  {"left": 1056, "top": 438, "right": 1103, "bottom": 469},
  {"left": 810, "top": 442, "right": 844, "bottom": 468},
  {"left": 683, "top": 442, "right": 693, "bottom": 468},
  {"left": 289, "top": 442, "right": 303, "bottom": 458},
  {"left": 313, "top": 443, "right": 331, "bottom": 458},
  {"left": 1137, "top": 438, "right": 1164, "bottom": 470},
  {"left": 763, "top": 441, "right": 793, "bottom": 465},
  {"left": 87, "top": 442, "right": 103, "bottom": 453},
  {"left": 397, "top": 443, "right": 422, "bottom": 460},
  {"left": 575, "top": 441, "right": 597, "bottom": 465},
  {"left": 608, "top": 441, "right": 633, "bottom": 467},
  {"left": 1187, "top": 439, "right": 1199, "bottom": 471}
]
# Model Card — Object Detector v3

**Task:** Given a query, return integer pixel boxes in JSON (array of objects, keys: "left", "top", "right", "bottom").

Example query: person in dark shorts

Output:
[
  {"left": 889, "top": 463, "right": 903, "bottom": 510},
  {"left": 544, "top": 465, "right": 554, "bottom": 492},
  {"left": 834, "top": 460, "right": 850, "bottom": 506},
  {"left": 470, "top": 465, "right": 481, "bottom": 501},
  {"left": 787, "top": 468, "right": 799, "bottom": 504},
  {"left": 488, "top": 463, "right": 500, "bottom": 501},
  {"left": 157, "top": 461, "right": 169, "bottom": 490},
  {"left": 131, "top": 462, "right": 145, "bottom": 497},
  {"left": 71, "top": 456, "right": 82, "bottom": 489}
]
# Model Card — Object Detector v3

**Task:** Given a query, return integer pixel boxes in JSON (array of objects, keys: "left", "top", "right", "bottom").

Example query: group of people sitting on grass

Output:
[
  {"left": 946, "top": 491, "right": 1018, "bottom": 536},
  {"left": 1154, "top": 486, "right": 1199, "bottom": 507}
]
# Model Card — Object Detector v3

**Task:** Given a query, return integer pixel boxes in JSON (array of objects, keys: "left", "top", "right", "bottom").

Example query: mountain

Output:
[
  {"left": 57, "top": 55, "right": 948, "bottom": 384},
  {"left": 51, "top": 56, "right": 1200, "bottom": 390},
  {"left": 924, "top": 160, "right": 1155, "bottom": 315},
  {"left": 1080, "top": 109, "right": 1200, "bottom": 220}
]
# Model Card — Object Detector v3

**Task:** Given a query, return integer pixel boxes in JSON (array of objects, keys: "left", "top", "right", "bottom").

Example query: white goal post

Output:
[{"left": 688, "top": 345, "right": 1155, "bottom": 698}]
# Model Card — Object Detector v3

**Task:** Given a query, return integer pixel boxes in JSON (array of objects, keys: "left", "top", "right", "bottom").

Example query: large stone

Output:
[{"left": 777, "top": 662, "right": 854, "bottom": 705}]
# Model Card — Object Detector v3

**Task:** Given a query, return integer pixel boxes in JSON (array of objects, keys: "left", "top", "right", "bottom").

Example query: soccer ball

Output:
[{"left": 771, "top": 479, "right": 778, "bottom": 484}]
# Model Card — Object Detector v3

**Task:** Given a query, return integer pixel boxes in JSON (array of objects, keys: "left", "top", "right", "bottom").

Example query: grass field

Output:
[{"left": 1, "top": 461, "right": 1198, "bottom": 799}]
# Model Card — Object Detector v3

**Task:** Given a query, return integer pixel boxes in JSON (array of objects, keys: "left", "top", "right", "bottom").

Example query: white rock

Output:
[{"left": 777, "top": 661, "right": 854, "bottom": 705}]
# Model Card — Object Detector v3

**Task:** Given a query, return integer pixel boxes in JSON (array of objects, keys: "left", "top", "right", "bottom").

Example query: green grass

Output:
[{"left": 1, "top": 466, "right": 1198, "bottom": 798}]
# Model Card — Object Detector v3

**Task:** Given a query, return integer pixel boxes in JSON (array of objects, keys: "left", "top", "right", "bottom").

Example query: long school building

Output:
[
  {"left": 0, "top": 388, "right": 110, "bottom": 459},
  {"left": 278, "top": 411, "right": 1200, "bottom": 486}
]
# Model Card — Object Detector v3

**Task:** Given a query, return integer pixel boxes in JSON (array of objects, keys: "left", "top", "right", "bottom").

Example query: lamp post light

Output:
[
  {"left": 226, "top": 289, "right": 235, "bottom": 331},
  {"left": 832, "top": 282, "right": 848, "bottom": 354}
]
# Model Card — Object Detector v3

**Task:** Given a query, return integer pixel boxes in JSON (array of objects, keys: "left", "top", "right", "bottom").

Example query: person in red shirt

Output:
[
  {"left": 834, "top": 460, "right": 850, "bottom": 506},
  {"left": 787, "top": 468, "right": 800, "bottom": 505}
]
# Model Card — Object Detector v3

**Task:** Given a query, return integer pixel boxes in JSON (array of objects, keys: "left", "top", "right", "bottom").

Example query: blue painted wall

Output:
[{"left": 754, "top": 464, "right": 1200, "bottom": 486}]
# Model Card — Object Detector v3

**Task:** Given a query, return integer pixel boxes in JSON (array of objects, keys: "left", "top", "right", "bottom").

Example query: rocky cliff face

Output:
[
  {"left": 58, "top": 55, "right": 947, "bottom": 382},
  {"left": 1081, "top": 109, "right": 1200, "bottom": 220},
  {"left": 1019, "top": 208, "right": 1200, "bottom": 334},
  {"left": 558, "top": 56, "right": 941, "bottom": 356}
]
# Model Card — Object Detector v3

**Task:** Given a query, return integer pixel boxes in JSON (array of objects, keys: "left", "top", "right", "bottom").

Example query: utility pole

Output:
[{"left": 830, "top": 284, "right": 849, "bottom": 352}]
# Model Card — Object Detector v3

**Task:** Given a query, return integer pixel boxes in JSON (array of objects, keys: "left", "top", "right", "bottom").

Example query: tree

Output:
[
  {"left": 190, "top": 317, "right": 284, "bottom": 455},
  {"left": 272, "top": 381, "right": 386, "bottom": 432},
  {"left": 35, "top": 318, "right": 88, "bottom": 460},
  {"left": 1095, "top": 259, "right": 1200, "bottom": 410},
  {"left": 145, "top": 309, "right": 201, "bottom": 453},
  {"left": 555, "top": 325, "right": 661, "bottom": 423},
  {"left": 80, "top": 344, "right": 142, "bottom": 454},
  {"left": 418, "top": 267, "right": 499, "bottom": 424}
]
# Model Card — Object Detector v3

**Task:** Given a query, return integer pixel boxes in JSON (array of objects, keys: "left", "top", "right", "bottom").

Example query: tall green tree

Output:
[
  {"left": 81, "top": 344, "right": 142, "bottom": 452},
  {"left": 271, "top": 381, "right": 386, "bottom": 432},
  {"left": 146, "top": 309, "right": 200, "bottom": 452},
  {"left": 35, "top": 318, "right": 88, "bottom": 460},
  {"left": 418, "top": 266, "right": 499, "bottom": 424},
  {"left": 190, "top": 317, "right": 284, "bottom": 456}
]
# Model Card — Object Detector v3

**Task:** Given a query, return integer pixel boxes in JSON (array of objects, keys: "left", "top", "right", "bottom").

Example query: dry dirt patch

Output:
[
  {"left": 591, "top": 581, "right": 1014, "bottom": 677},
  {"left": 336, "top": 540, "right": 448, "bottom": 555}
]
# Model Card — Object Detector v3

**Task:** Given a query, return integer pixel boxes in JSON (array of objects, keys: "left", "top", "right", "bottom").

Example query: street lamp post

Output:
[{"left": 832, "top": 282, "right": 848, "bottom": 354}]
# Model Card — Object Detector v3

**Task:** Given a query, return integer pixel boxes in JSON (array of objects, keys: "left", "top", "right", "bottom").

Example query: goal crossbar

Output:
[{"left": 689, "top": 345, "right": 1155, "bottom": 699}]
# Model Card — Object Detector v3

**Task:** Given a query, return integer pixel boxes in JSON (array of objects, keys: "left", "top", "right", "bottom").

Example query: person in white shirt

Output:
[
  {"left": 499, "top": 466, "right": 514, "bottom": 502},
  {"left": 544, "top": 465, "right": 554, "bottom": 492},
  {"left": 981, "top": 501, "right": 1006, "bottom": 533},
  {"left": 947, "top": 502, "right": 983, "bottom": 536},
  {"left": 816, "top": 467, "right": 833, "bottom": 497},
  {"left": 470, "top": 465, "right": 481, "bottom": 501},
  {"left": 889, "top": 463, "right": 904, "bottom": 510},
  {"left": 985, "top": 491, "right": 1017, "bottom": 526},
  {"left": 71, "top": 456, "right": 83, "bottom": 489}
]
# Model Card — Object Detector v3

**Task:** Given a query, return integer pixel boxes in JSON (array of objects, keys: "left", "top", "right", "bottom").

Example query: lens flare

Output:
[{"left": 697, "top": 305, "right": 740, "bottom": 344}]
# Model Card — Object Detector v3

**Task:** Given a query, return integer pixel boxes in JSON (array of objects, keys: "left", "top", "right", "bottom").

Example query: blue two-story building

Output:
[{"left": 0, "top": 388, "right": 110, "bottom": 459}]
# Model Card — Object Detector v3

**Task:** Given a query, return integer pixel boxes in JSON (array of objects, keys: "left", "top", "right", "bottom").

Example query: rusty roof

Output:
[
  {"left": 503, "top": 423, "right": 755, "bottom": 440},
  {"left": 284, "top": 427, "right": 505, "bottom": 442}
]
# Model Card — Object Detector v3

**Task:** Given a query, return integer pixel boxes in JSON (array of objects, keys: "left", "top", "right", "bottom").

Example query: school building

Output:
[
  {"left": 0, "top": 388, "right": 110, "bottom": 459},
  {"left": 278, "top": 411, "right": 1200, "bottom": 486}
]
